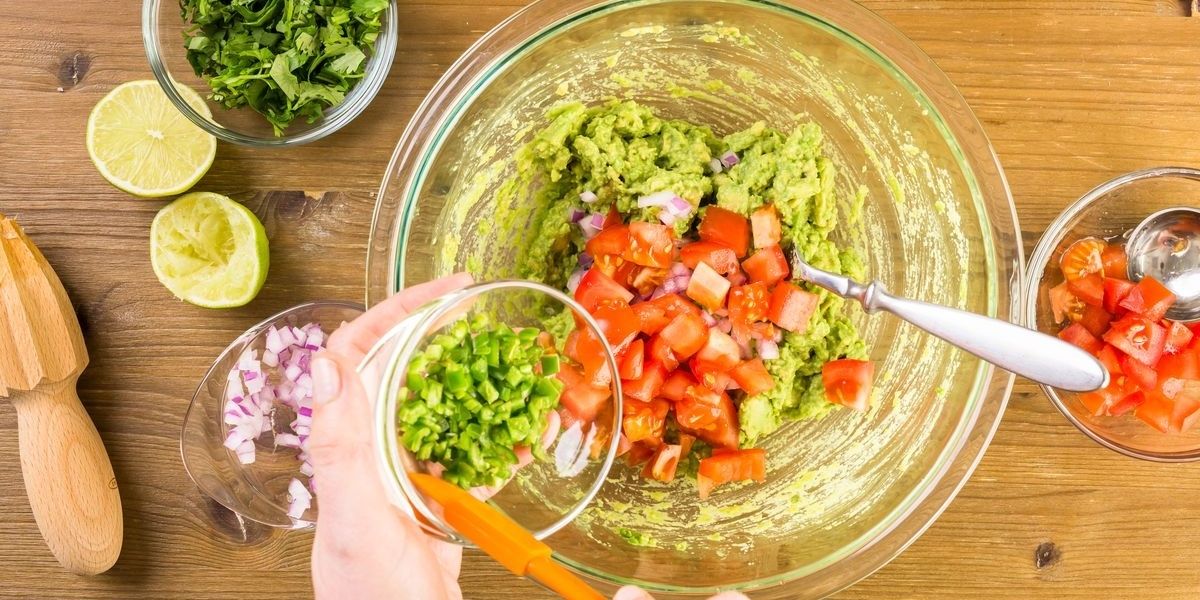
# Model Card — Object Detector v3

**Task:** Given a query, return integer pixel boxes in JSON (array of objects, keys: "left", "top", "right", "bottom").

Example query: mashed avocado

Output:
[{"left": 495, "top": 100, "right": 866, "bottom": 445}]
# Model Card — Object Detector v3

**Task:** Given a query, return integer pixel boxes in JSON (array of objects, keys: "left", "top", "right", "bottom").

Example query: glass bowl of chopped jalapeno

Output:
[
  {"left": 367, "top": 0, "right": 1021, "bottom": 598},
  {"left": 142, "top": 0, "right": 397, "bottom": 146},
  {"left": 363, "top": 280, "right": 625, "bottom": 543}
]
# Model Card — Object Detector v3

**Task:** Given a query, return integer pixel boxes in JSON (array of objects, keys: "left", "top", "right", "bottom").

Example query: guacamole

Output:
[{"left": 501, "top": 100, "right": 866, "bottom": 445}]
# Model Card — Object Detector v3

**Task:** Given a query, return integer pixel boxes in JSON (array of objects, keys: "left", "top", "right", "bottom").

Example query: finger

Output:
[
  {"left": 328, "top": 272, "right": 475, "bottom": 359},
  {"left": 308, "top": 351, "right": 380, "bottom": 517},
  {"left": 708, "top": 594, "right": 750, "bottom": 600},
  {"left": 613, "top": 586, "right": 655, "bottom": 600}
]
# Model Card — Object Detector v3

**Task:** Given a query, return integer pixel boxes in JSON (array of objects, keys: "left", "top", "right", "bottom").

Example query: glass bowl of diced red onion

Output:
[{"left": 181, "top": 301, "right": 364, "bottom": 528}]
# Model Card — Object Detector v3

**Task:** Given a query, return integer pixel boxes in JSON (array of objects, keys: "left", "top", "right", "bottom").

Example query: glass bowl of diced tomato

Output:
[{"left": 1027, "top": 166, "right": 1200, "bottom": 461}]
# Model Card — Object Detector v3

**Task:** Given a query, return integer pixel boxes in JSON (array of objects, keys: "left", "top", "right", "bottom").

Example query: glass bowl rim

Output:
[
  {"left": 365, "top": 0, "right": 1020, "bottom": 594},
  {"left": 179, "top": 300, "right": 366, "bottom": 529},
  {"left": 1024, "top": 165, "right": 1200, "bottom": 463},
  {"left": 141, "top": 0, "right": 399, "bottom": 147},
  {"left": 364, "top": 279, "right": 624, "bottom": 545}
]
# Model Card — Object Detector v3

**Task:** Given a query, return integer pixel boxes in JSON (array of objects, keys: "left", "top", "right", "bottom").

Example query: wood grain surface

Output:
[{"left": 2, "top": 0, "right": 1200, "bottom": 598}]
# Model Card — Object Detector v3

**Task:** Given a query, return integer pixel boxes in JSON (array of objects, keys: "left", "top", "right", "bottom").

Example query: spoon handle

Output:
[{"left": 795, "top": 261, "right": 1109, "bottom": 392}]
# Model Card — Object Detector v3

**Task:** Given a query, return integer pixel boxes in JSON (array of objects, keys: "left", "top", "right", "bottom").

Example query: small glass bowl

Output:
[
  {"left": 181, "top": 301, "right": 364, "bottom": 528},
  {"left": 1026, "top": 166, "right": 1200, "bottom": 461},
  {"left": 141, "top": 0, "right": 397, "bottom": 147},
  {"left": 364, "top": 280, "right": 623, "bottom": 544}
]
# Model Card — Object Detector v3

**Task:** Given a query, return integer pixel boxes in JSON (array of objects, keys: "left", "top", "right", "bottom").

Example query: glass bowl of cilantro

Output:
[{"left": 142, "top": 0, "right": 397, "bottom": 146}]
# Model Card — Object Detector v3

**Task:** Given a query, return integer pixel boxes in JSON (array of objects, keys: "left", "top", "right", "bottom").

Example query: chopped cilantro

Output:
[{"left": 180, "top": 0, "right": 388, "bottom": 135}]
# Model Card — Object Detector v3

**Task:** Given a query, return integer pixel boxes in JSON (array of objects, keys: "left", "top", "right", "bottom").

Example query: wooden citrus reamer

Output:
[{"left": 0, "top": 214, "right": 123, "bottom": 574}]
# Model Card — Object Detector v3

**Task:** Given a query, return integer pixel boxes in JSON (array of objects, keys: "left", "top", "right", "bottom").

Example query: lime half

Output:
[
  {"left": 151, "top": 192, "right": 269, "bottom": 308},
  {"left": 87, "top": 80, "right": 217, "bottom": 197}
]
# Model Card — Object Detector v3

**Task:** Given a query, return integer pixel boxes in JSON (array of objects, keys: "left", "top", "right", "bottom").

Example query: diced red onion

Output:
[
  {"left": 659, "top": 210, "right": 677, "bottom": 226},
  {"left": 727, "top": 379, "right": 741, "bottom": 391},
  {"left": 669, "top": 262, "right": 690, "bottom": 277},
  {"left": 579, "top": 213, "right": 605, "bottom": 239},
  {"left": 727, "top": 270, "right": 747, "bottom": 287},
  {"left": 638, "top": 190, "right": 677, "bottom": 208},
  {"left": 291, "top": 326, "right": 309, "bottom": 347},
  {"left": 287, "top": 477, "right": 313, "bottom": 519},
  {"left": 299, "top": 463, "right": 315, "bottom": 477},
  {"left": 580, "top": 190, "right": 598, "bottom": 204},
  {"left": 578, "top": 252, "right": 594, "bottom": 269},
  {"left": 701, "top": 311, "right": 717, "bottom": 327},
  {"left": 663, "top": 278, "right": 680, "bottom": 294},
  {"left": 567, "top": 268, "right": 586, "bottom": 294},
  {"left": 266, "top": 327, "right": 286, "bottom": 354},
  {"left": 758, "top": 339, "right": 780, "bottom": 360},
  {"left": 721, "top": 151, "right": 740, "bottom": 168},
  {"left": 737, "top": 338, "right": 754, "bottom": 360},
  {"left": 668, "top": 196, "right": 692, "bottom": 215},
  {"left": 568, "top": 207, "right": 587, "bottom": 223},
  {"left": 275, "top": 433, "right": 302, "bottom": 448},
  {"left": 717, "top": 318, "right": 732, "bottom": 334},
  {"left": 709, "top": 158, "right": 724, "bottom": 174},
  {"left": 284, "top": 364, "right": 303, "bottom": 382},
  {"left": 649, "top": 288, "right": 668, "bottom": 300}
]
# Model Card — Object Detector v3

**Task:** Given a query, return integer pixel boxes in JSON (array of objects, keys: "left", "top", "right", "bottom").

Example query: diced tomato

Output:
[
  {"left": 585, "top": 225, "right": 630, "bottom": 258},
  {"left": 676, "top": 385, "right": 724, "bottom": 429},
  {"left": 556, "top": 361, "right": 584, "bottom": 388},
  {"left": 698, "top": 206, "right": 751, "bottom": 257},
  {"left": 1173, "top": 394, "right": 1200, "bottom": 433},
  {"left": 1096, "top": 344, "right": 1123, "bottom": 377},
  {"left": 575, "top": 269, "right": 634, "bottom": 313},
  {"left": 625, "top": 441, "right": 657, "bottom": 466},
  {"left": 632, "top": 302, "right": 670, "bottom": 335},
  {"left": 678, "top": 433, "right": 696, "bottom": 458},
  {"left": 622, "top": 398, "right": 670, "bottom": 444},
  {"left": 615, "top": 433, "right": 633, "bottom": 457},
  {"left": 751, "top": 204, "right": 782, "bottom": 249},
  {"left": 602, "top": 205, "right": 623, "bottom": 229},
  {"left": 1101, "top": 244, "right": 1128, "bottom": 280},
  {"left": 1049, "top": 281, "right": 1085, "bottom": 324},
  {"left": 728, "top": 282, "right": 770, "bottom": 339},
  {"left": 660, "top": 312, "right": 709, "bottom": 359},
  {"left": 1078, "top": 304, "right": 1112, "bottom": 338},
  {"left": 594, "top": 300, "right": 641, "bottom": 348},
  {"left": 623, "top": 361, "right": 668, "bottom": 402},
  {"left": 1108, "top": 390, "right": 1146, "bottom": 416},
  {"left": 696, "top": 448, "right": 766, "bottom": 497},
  {"left": 678, "top": 392, "right": 739, "bottom": 449},
  {"left": 731, "top": 358, "right": 775, "bottom": 395},
  {"left": 1078, "top": 376, "right": 1134, "bottom": 417},
  {"left": 1119, "top": 276, "right": 1176, "bottom": 322},
  {"left": 594, "top": 254, "right": 624, "bottom": 278},
  {"left": 560, "top": 384, "right": 610, "bottom": 422},
  {"left": 1068, "top": 274, "right": 1105, "bottom": 307},
  {"left": 642, "top": 444, "right": 683, "bottom": 482},
  {"left": 1103, "top": 278, "right": 1136, "bottom": 315},
  {"left": 1103, "top": 315, "right": 1167, "bottom": 367},
  {"left": 689, "top": 357, "right": 732, "bottom": 392},
  {"left": 649, "top": 293, "right": 704, "bottom": 320},
  {"left": 1120, "top": 354, "right": 1157, "bottom": 393},
  {"left": 1135, "top": 393, "right": 1173, "bottom": 433},
  {"left": 697, "top": 328, "right": 740, "bottom": 371},
  {"left": 612, "top": 260, "right": 639, "bottom": 289},
  {"left": 618, "top": 339, "right": 645, "bottom": 380},
  {"left": 629, "top": 266, "right": 669, "bottom": 296},
  {"left": 623, "top": 222, "right": 676, "bottom": 268},
  {"left": 1058, "top": 323, "right": 1104, "bottom": 354},
  {"left": 696, "top": 473, "right": 717, "bottom": 499},
  {"left": 742, "top": 245, "right": 790, "bottom": 286},
  {"left": 822, "top": 359, "right": 874, "bottom": 411},
  {"left": 1060, "top": 237, "right": 1105, "bottom": 281},
  {"left": 687, "top": 262, "right": 732, "bottom": 311},
  {"left": 1165, "top": 321, "right": 1195, "bottom": 355},
  {"left": 1158, "top": 347, "right": 1200, "bottom": 382},
  {"left": 660, "top": 370, "right": 696, "bottom": 403},
  {"left": 680, "top": 242, "right": 740, "bottom": 275},
  {"left": 647, "top": 334, "right": 680, "bottom": 371},
  {"left": 769, "top": 283, "right": 820, "bottom": 333}
]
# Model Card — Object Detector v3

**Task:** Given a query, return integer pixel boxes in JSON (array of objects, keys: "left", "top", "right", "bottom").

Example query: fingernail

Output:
[
  {"left": 312, "top": 356, "right": 341, "bottom": 405},
  {"left": 613, "top": 586, "right": 654, "bottom": 600}
]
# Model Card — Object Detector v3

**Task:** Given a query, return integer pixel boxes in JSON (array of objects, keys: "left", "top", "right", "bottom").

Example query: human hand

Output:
[
  {"left": 614, "top": 587, "right": 749, "bottom": 600},
  {"left": 308, "top": 273, "right": 474, "bottom": 600}
]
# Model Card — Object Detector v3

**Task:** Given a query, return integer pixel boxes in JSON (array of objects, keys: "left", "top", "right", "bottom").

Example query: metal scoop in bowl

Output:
[
  {"left": 791, "top": 253, "right": 1110, "bottom": 392},
  {"left": 1127, "top": 207, "right": 1200, "bottom": 323}
]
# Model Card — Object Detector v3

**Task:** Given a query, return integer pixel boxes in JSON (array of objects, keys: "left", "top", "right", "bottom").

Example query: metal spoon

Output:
[
  {"left": 1126, "top": 207, "right": 1200, "bottom": 322},
  {"left": 791, "top": 254, "right": 1109, "bottom": 392}
]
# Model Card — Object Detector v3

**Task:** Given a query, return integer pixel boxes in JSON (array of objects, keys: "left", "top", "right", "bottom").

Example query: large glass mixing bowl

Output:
[{"left": 366, "top": 0, "right": 1020, "bottom": 597}]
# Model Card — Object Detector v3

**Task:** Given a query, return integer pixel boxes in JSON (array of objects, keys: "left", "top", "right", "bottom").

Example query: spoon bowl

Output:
[{"left": 1127, "top": 206, "right": 1200, "bottom": 322}]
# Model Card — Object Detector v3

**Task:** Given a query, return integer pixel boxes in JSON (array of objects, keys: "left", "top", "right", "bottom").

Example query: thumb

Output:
[
  {"left": 614, "top": 587, "right": 655, "bottom": 600},
  {"left": 307, "top": 351, "right": 383, "bottom": 514}
]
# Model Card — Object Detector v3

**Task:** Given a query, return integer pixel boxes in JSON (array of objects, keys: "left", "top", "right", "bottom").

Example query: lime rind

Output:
[{"left": 151, "top": 192, "right": 269, "bottom": 308}]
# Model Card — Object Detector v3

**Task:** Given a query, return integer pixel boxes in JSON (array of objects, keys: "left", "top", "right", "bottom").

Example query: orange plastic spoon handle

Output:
[{"left": 408, "top": 473, "right": 602, "bottom": 600}]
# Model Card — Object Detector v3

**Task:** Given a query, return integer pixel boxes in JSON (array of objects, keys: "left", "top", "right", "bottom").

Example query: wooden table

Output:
[{"left": 3, "top": 0, "right": 1200, "bottom": 597}]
